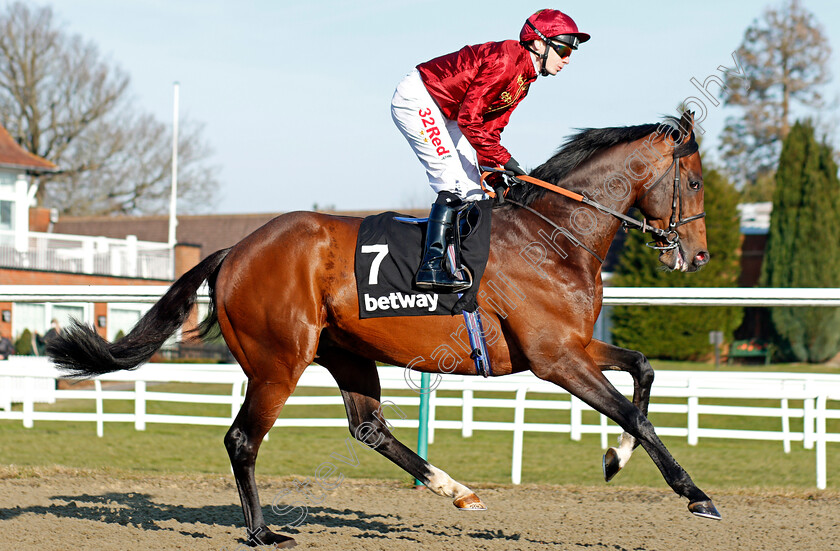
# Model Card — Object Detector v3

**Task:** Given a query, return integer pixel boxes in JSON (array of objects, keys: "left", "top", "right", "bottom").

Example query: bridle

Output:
[
  {"left": 636, "top": 139, "right": 705, "bottom": 252},
  {"left": 481, "top": 137, "right": 706, "bottom": 262}
]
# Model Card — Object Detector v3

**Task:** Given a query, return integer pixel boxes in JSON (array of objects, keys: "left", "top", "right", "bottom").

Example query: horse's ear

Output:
[
  {"left": 675, "top": 110, "right": 695, "bottom": 144},
  {"left": 679, "top": 110, "right": 695, "bottom": 133}
]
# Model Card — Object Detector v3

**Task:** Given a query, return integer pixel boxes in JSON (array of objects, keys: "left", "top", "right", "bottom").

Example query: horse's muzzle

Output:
[{"left": 692, "top": 250, "right": 710, "bottom": 270}]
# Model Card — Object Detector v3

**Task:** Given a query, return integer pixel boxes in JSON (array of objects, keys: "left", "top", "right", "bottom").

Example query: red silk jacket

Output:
[{"left": 417, "top": 40, "right": 538, "bottom": 167}]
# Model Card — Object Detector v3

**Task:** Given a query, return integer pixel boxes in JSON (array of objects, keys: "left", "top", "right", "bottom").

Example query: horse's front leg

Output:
[
  {"left": 585, "top": 339, "right": 654, "bottom": 481},
  {"left": 531, "top": 348, "right": 720, "bottom": 520}
]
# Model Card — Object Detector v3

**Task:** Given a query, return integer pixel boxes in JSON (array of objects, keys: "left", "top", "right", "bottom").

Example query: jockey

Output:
[{"left": 391, "top": 9, "right": 589, "bottom": 293}]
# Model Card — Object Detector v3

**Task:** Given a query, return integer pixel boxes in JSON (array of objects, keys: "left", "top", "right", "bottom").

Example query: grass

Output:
[{"left": 1, "top": 364, "right": 838, "bottom": 492}]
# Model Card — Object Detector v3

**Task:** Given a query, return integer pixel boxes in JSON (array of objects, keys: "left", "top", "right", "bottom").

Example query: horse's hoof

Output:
[
  {"left": 248, "top": 527, "right": 298, "bottom": 548},
  {"left": 453, "top": 492, "right": 486, "bottom": 511},
  {"left": 603, "top": 447, "right": 621, "bottom": 482},
  {"left": 254, "top": 537, "right": 297, "bottom": 549},
  {"left": 688, "top": 499, "right": 721, "bottom": 520}
]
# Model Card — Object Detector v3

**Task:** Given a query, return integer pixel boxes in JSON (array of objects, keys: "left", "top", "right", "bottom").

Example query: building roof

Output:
[
  {"left": 54, "top": 209, "right": 427, "bottom": 259},
  {"left": 0, "top": 124, "right": 57, "bottom": 173}
]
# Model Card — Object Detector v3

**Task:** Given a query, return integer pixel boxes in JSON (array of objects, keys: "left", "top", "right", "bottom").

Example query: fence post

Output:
[
  {"left": 687, "top": 396, "right": 699, "bottom": 446},
  {"left": 95, "top": 379, "right": 104, "bottom": 437},
  {"left": 600, "top": 413, "right": 608, "bottom": 449},
  {"left": 598, "top": 413, "right": 610, "bottom": 449},
  {"left": 815, "top": 394, "right": 827, "bottom": 490},
  {"left": 231, "top": 380, "right": 244, "bottom": 419},
  {"left": 511, "top": 387, "right": 527, "bottom": 485},
  {"left": 780, "top": 398, "right": 791, "bottom": 454},
  {"left": 687, "top": 379, "right": 699, "bottom": 446},
  {"left": 414, "top": 372, "right": 431, "bottom": 487},
  {"left": 570, "top": 396, "right": 582, "bottom": 441},
  {"left": 135, "top": 381, "right": 146, "bottom": 431},
  {"left": 461, "top": 389, "right": 473, "bottom": 438},
  {"left": 22, "top": 376, "right": 33, "bottom": 429},
  {"left": 428, "top": 389, "right": 437, "bottom": 445},
  {"left": 804, "top": 397, "right": 815, "bottom": 450}
]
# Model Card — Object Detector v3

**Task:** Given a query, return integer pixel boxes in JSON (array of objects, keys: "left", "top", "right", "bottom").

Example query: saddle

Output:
[{"left": 353, "top": 199, "right": 494, "bottom": 376}]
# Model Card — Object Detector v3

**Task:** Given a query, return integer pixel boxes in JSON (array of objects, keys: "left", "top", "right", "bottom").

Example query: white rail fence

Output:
[
  {"left": 1, "top": 358, "right": 838, "bottom": 489},
  {"left": 1, "top": 285, "right": 839, "bottom": 489}
]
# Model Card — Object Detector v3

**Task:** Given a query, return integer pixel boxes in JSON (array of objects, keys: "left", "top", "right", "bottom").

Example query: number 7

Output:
[{"left": 361, "top": 244, "right": 389, "bottom": 285}]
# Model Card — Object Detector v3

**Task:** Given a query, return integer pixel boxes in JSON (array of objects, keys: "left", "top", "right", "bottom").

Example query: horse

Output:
[{"left": 48, "top": 111, "right": 718, "bottom": 549}]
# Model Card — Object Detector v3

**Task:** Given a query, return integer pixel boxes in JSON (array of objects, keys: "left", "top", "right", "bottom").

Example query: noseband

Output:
[{"left": 637, "top": 142, "right": 706, "bottom": 252}]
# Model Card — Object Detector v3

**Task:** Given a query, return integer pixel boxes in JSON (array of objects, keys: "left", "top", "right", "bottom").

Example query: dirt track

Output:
[{"left": 0, "top": 467, "right": 838, "bottom": 550}]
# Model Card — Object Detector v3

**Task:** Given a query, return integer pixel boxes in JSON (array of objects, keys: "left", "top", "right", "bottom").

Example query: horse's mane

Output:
[{"left": 505, "top": 117, "right": 695, "bottom": 207}]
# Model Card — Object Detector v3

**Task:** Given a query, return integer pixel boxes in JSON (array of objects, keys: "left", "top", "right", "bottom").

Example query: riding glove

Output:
[{"left": 504, "top": 157, "right": 527, "bottom": 176}]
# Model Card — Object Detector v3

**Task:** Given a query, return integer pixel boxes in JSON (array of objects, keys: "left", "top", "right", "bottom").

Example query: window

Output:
[
  {"left": 106, "top": 303, "right": 152, "bottom": 341},
  {"left": 0, "top": 200, "right": 13, "bottom": 231},
  {"left": 0, "top": 172, "right": 14, "bottom": 194},
  {"left": 13, "top": 303, "right": 47, "bottom": 338},
  {"left": 52, "top": 305, "right": 86, "bottom": 329},
  {"left": 108, "top": 306, "right": 143, "bottom": 341},
  {"left": 12, "top": 303, "right": 91, "bottom": 341}
]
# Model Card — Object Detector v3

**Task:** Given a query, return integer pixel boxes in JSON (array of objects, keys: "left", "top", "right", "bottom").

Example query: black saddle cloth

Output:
[{"left": 354, "top": 199, "right": 493, "bottom": 319}]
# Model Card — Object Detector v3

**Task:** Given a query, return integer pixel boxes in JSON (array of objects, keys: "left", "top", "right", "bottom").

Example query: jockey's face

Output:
[{"left": 533, "top": 39, "right": 571, "bottom": 76}]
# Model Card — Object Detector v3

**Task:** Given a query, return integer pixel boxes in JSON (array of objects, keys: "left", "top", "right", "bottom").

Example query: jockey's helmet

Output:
[{"left": 519, "top": 9, "right": 590, "bottom": 49}]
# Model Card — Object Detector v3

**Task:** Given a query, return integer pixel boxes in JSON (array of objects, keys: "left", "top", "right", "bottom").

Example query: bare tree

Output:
[
  {"left": 0, "top": 2, "right": 218, "bottom": 215},
  {"left": 719, "top": 0, "right": 832, "bottom": 200}
]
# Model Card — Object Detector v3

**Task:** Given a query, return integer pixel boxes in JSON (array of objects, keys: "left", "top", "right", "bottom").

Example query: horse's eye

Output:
[{"left": 688, "top": 180, "right": 702, "bottom": 191}]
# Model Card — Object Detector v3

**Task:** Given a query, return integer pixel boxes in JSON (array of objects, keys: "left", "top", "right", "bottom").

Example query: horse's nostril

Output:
[{"left": 695, "top": 251, "right": 710, "bottom": 265}]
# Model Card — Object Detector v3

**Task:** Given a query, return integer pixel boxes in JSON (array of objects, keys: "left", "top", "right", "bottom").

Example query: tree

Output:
[
  {"left": 14, "top": 328, "right": 33, "bottom": 355},
  {"left": 760, "top": 120, "right": 840, "bottom": 363},
  {"left": 719, "top": 0, "right": 832, "bottom": 199},
  {"left": 610, "top": 166, "right": 743, "bottom": 360},
  {"left": 0, "top": 2, "right": 218, "bottom": 215}
]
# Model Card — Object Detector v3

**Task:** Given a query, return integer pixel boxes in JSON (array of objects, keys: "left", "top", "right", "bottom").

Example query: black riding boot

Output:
[{"left": 415, "top": 193, "right": 471, "bottom": 293}]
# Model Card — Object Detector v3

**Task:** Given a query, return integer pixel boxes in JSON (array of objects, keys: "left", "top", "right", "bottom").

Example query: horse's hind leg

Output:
[
  {"left": 586, "top": 339, "right": 654, "bottom": 481},
  {"left": 225, "top": 379, "right": 298, "bottom": 548},
  {"left": 319, "top": 347, "right": 486, "bottom": 510}
]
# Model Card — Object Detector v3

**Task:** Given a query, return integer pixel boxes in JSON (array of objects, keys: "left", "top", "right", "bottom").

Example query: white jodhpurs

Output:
[{"left": 391, "top": 69, "right": 485, "bottom": 202}]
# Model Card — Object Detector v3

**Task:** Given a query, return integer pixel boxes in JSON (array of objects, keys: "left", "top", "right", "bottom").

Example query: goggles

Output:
[{"left": 547, "top": 39, "right": 573, "bottom": 59}]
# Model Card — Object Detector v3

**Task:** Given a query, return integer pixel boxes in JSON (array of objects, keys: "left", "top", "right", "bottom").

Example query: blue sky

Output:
[{"left": 48, "top": 0, "right": 840, "bottom": 214}]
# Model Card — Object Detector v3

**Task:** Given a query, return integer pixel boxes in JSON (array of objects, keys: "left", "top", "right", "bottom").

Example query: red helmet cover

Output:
[{"left": 519, "top": 9, "right": 590, "bottom": 46}]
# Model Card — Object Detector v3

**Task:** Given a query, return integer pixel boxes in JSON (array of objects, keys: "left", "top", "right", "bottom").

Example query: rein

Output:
[
  {"left": 504, "top": 197, "right": 605, "bottom": 263},
  {"left": 480, "top": 145, "right": 705, "bottom": 260}
]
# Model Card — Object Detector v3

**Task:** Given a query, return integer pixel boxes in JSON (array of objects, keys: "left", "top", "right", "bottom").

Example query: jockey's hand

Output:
[{"left": 504, "top": 157, "right": 527, "bottom": 183}]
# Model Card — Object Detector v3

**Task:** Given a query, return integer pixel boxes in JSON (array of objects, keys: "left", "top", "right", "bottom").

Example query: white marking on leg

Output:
[
  {"left": 425, "top": 464, "right": 472, "bottom": 500},
  {"left": 615, "top": 431, "right": 636, "bottom": 469}
]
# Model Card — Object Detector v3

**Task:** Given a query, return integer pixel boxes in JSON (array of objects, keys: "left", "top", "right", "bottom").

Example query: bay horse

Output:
[{"left": 48, "top": 111, "right": 719, "bottom": 549}]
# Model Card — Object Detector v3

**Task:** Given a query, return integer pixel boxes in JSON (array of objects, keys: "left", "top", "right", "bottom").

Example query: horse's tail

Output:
[{"left": 47, "top": 248, "right": 232, "bottom": 377}]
